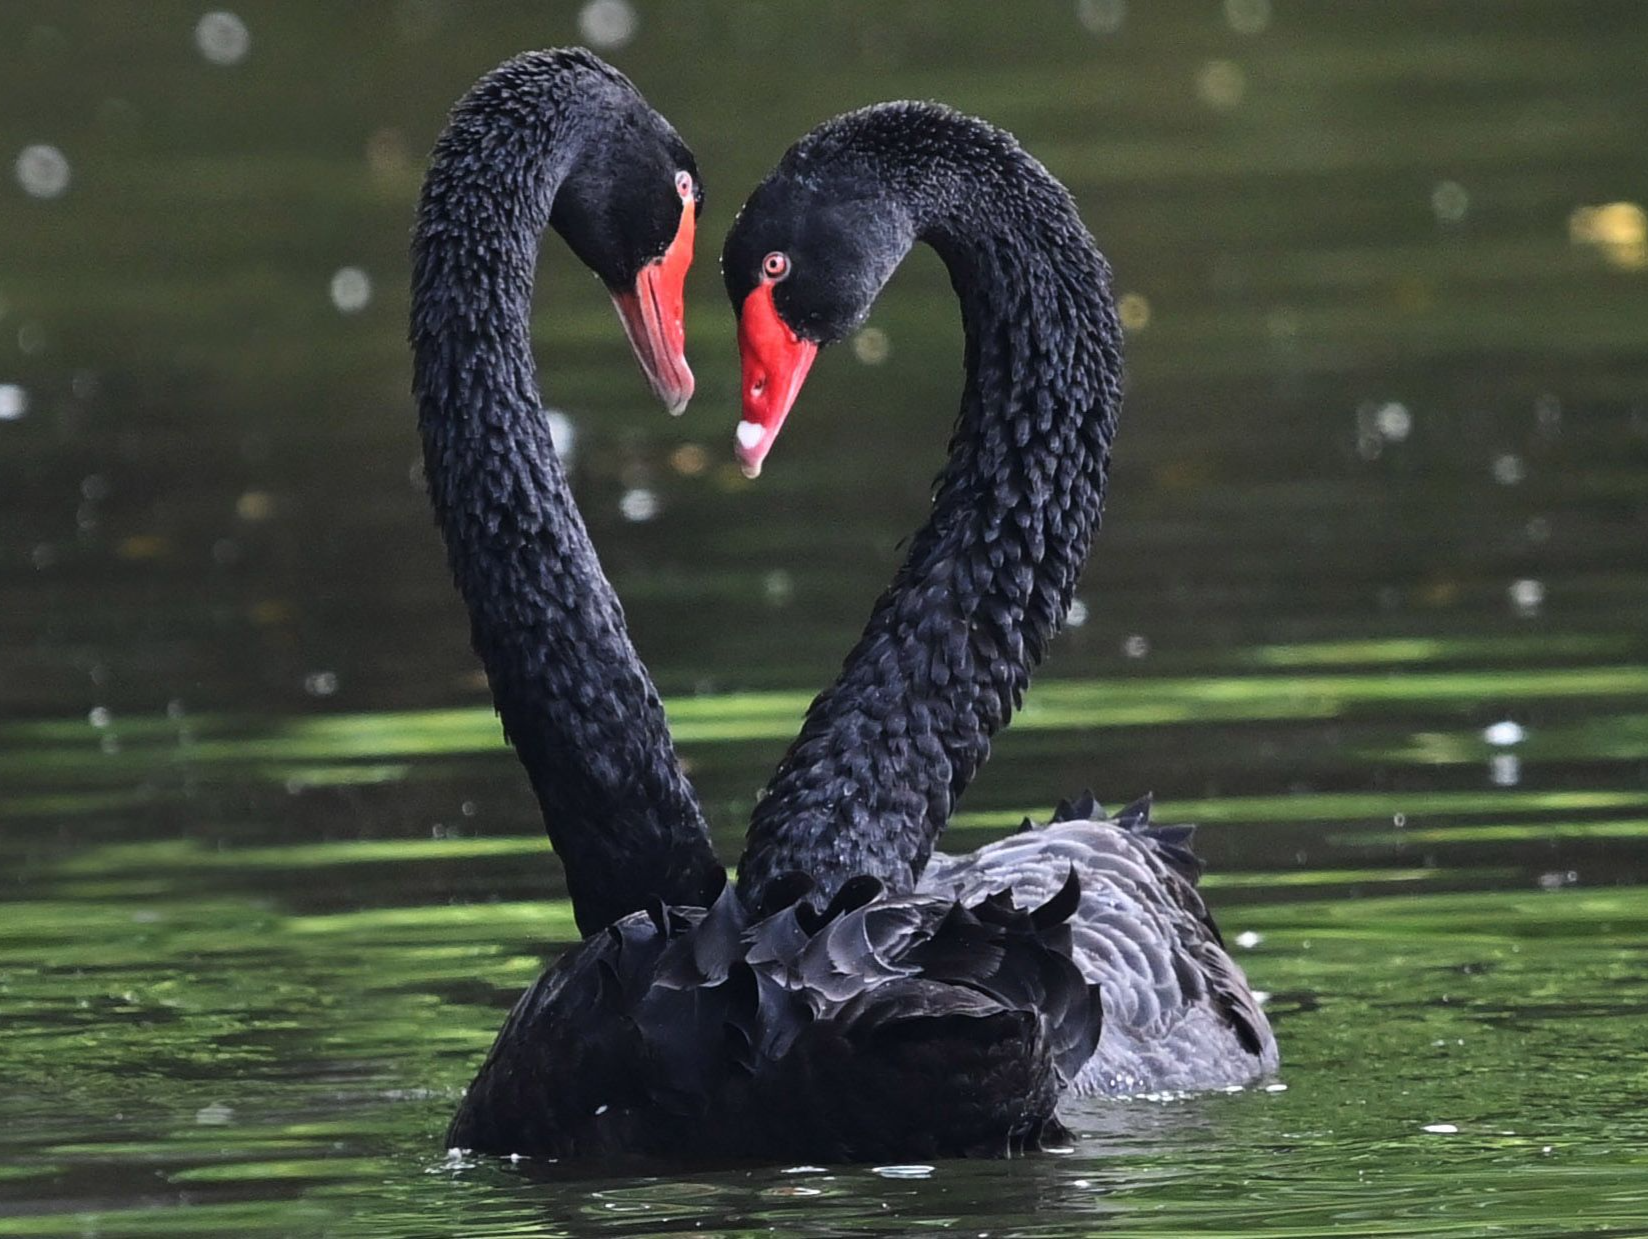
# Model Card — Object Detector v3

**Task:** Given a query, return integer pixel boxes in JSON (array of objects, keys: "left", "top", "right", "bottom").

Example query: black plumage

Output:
[
  {"left": 415, "top": 55, "right": 1102, "bottom": 1161},
  {"left": 410, "top": 49, "right": 719, "bottom": 936},
  {"left": 722, "top": 103, "right": 1279, "bottom": 1094}
]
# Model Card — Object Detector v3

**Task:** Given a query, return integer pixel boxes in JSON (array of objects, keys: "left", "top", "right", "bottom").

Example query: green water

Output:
[{"left": 4, "top": 2, "right": 1648, "bottom": 1234}]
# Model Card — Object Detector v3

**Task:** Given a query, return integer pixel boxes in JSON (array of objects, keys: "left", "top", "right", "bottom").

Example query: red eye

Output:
[
  {"left": 675, "top": 171, "right": 693, "bottom": 200},
  {"left": 762, "top": 251, "right": 790, "bottom": 280}
]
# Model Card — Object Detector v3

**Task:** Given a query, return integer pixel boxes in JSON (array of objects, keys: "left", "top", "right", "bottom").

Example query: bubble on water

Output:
[
  {"left": 851, "top": 326, "right": 890, "bottom": 365},
  {"left": 1508, "top": 578, "right": 1545, "bottom": 617},
  {"left": 0, "top": 384, "right": 27, "bottom": 421},
  {"left": 1483, "top": 720, "right": 1525, "bottom": 747},
  {"left": 1235, "top": 930, "right": 1263, "bottom": 950},
  {"left": 329, "top": 266, "right": 372, "bottom": 314},
  {"left": 303, "top": 671, "right": 339, "bottom": 697},
  {"left": 1491, "top": 453, "right": 1525, "bottom": 485},
  {"left": 1075, "top": 0, "right": 1126, "bottom": 34},
  {"left": 619, "top": 487, "right": 658, "bottom": 522},
  {"left": 578, "top": 0, "right": 638, "bottom": 49},
  {"left": 88, "top": 706, "right": 112, "bottom": 729},
  {"left": 1223, "top": 0, "right": 1271, "bottom": 34},
  {"left": 1066, "top": 599, "right": 1089, "bottom": 628},
  {"left": 15, "top": 144, "right": 70, "bottom": 199},
  {"left": 1196, "top": 60, "right": 1246, "bottom": 110},
  {"left": 1537, "top": 869, "right": 1578, "bottom": 891},
  {"left": 194, "top": 11, "right": 250, "bottom": 66},
  {"left": 1121, "top": 633, "right": 1150, "bottom": 659},
  {"left": 1392, "top": 812, "right": 1407, "bottom": 828},
  {"left": 872, "top": 1164, "right": 935, "bottom": 1180},
  {"left": 1431, "top": 180, "right": 1469, "bottom": 224},
  {"left": 1489, "top": 753, "right": 1521, "bottom": 787}
]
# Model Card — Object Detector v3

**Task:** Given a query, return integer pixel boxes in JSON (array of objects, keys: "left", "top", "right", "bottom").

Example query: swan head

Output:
[
  {"left": 722, "top": 149, "right": 914, "bottom": 476},
  {"left": 549, "top": 63, "right": 705, "bottom": 415}
]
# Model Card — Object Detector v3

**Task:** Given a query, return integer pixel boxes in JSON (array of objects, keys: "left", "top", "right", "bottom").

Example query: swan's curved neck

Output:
[
  {"left": 411, "top": 78, "right": 720, "bottom": 934},
  {"left": 737, "top": 130, "right": 1122, "bottom": 908}
]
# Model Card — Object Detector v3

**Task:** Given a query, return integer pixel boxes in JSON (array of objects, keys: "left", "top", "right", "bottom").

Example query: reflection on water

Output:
[{"left": 2, "top": 1, "right": 1647, "bottom": 1235}]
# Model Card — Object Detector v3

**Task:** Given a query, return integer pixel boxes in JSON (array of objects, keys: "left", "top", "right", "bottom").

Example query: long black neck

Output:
[
  {"left": 737, "top": 109, "right": 1123, "bottom": 909},
  {"left": 411, "top": 52, "right": 721, "bottom": 934}
]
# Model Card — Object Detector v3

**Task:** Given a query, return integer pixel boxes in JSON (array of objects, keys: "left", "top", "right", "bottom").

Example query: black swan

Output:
[
  {"left": 416, "top": 53, "right": 1101, "bottom": 1161},
  {"left": 722, "top": 102, "right": 1280, "bottom": 1094}
]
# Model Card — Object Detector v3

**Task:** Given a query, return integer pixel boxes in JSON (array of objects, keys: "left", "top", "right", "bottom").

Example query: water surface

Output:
[{"left": 3, "top": 3, "right": 1647, "bottom": 1235}]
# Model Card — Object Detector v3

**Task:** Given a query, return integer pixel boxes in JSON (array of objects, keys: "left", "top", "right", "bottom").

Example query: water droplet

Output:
[
  {"left": 1223, "top": 0, "right": 1271, "bottom": 34},
  {"left": 1196, "top": 60, "right": 1246, "bottom": 111},
  {"left": 88, "top": 706, "right": 112, "bottom": 729},
  {"left": 763, "top": 569, "right": 794, "bottom": 606},
  {"left": 1431, "top": 180, "right": 1469, "bottom": 224},
  {"left": 303, "top": 671, "right": 339, "bottom": 697},
  {"left": 1121, "top": 633, "right": 1150, "bottom": 659},
  {"left": 0, "top": 384, "right": 27, "bottom": 421},
  {"left": 1075, "top": 0, "right": 1126, "bottom": 34},
  {"left": 1491, "top": 453, "right": 1525, "bottom": 485},
  {"left": 1066, "top": 599, "right": 1089, "bottom": 628},
  {"left": 1489, "top": 753, "right": 1521, "bottom": 787},
  {"left": 1263, "top": 1082, "right": 1287, "bottom": 1092},
  {"left": 1235, "top": 930, "right": 1263, "bottom": 949},
  {"left": 669, "top": 443, "right": 708, "bottom": 476},
  {"left": 1117, "top": 291, "right": 1151, "bottom": 331},
  {"left": 1482, "top": 720, "right": 1525, "bottom": 747},
  {"left": 194, "top": 11, "right": 250, "bottom": 66},
  {"left": 194, "top": 1102, "right": 234, "bottom": 1125},
  {"left": 578, "top": 0, "right": 638, "bottom": 49},
  {"left": 15, "top": 144, "right": 70, "bottom": 199},
  {"left": 1422, "top": 1123, "right": 1459, "bottom": 1134},
  {"left": 235, "top": 491, "right": 274, "bottom": 522},
  {"left": 851, "top": 325, "right": 890, "bottom": 365},
  {"left": 1508, "top": 578, "right": 1545, "bottom": 617},
  {"left": 1524, "top": 515, "right": 1551, "bottom": 544},
  {"left": 329, "top": 266, "right": 372, "bottom": 314},
  {"left": 619, "top": 487, "right": 658, "bottom": 522}
]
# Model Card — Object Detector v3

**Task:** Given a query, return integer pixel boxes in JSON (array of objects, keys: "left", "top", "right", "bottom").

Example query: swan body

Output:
[
  {"left": 416, "top": 55, "right": 1101, "bottom": 1161},
  {"left": 722, "top": 102, "right": 1278, "bottom": 1093},
  {"left": 447, "top": 873, "right": 1100, "bottom": 1161}
]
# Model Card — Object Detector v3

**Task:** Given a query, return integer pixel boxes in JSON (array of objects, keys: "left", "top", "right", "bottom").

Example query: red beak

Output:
[
  {"left": 610, "top": 197, "right": 696, "bottom": 415},
  {"left": 735, "top": 282, "right": 817, "bottom": 478}
]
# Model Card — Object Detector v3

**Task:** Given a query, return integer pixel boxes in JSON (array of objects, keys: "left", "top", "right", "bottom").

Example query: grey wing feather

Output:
[{"left": 920, "top": 800, "right": 1278, "bottom": 1096}]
